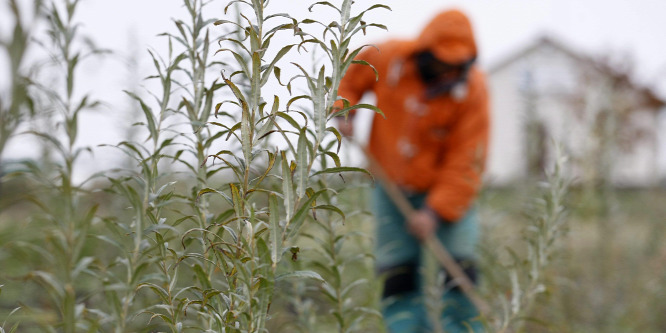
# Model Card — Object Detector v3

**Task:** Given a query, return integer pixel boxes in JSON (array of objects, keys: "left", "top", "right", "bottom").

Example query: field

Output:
[
  {"left": 479, "top": 188, "right": 666, "bottom": 333},
  {"left": 2, "top": 0, "right": 665, "bottom": 332},
  {"left": 3, "top": 181, "right": 666, "bottom": 332}
]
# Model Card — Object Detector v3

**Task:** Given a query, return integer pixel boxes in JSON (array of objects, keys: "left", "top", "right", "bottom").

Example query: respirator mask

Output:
[{"left": 414, "top": 51, "right": 475, "bottom": 100}]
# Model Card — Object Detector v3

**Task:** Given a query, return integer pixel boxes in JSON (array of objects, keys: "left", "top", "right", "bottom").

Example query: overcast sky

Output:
[
  {"left": 69, "top": 0, "right": 666, "bottom": 95},
  {"left": 2, "top": 0, "right": 666, "bottom": 173}
]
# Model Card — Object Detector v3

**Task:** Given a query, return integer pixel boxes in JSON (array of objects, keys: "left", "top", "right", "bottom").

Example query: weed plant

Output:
[
  {"left": 1, "top": 0, "right": 108, "bottom": 331},
  {"left": 0, "top": 2, "right": 43, "bottom": 333},
  {"left": 480, "top": 146, "right": 570, "bottom": 332},
  {"left": 0, "top": 0, "right": 42, "bottom": 163},
  {"left": 280, "top": 178, "right": 381, "bottom": 332},
  {"left": 422, "top": 252, "right": 447, "bottom": 333},
  {"left": 181, "top": 1, "right": 388, "bottom": 330},
  {"left": 1, "top": 0, "right": 391, "bottom": 331}
]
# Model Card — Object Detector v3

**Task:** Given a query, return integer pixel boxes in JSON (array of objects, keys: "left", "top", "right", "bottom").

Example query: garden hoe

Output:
[{"left": 351, "top": 139, "right": 491, "bottom": 317}]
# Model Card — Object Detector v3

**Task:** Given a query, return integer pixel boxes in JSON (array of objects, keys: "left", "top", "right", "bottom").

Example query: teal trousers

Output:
[{"left": 372, "top": 183, "right": 483, "bottom": 333}]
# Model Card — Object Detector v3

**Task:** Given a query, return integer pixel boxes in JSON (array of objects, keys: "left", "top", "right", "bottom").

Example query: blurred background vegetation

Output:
[{"left": 3, "top": 174, "right": 666, "bottom": 331}]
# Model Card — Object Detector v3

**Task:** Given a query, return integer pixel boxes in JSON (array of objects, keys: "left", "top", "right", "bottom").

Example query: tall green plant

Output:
[
  {"left": 483, "top": 145, "right": 570, "bottom": 333},
  {"left": 0, "top": 0, "right": 42, "bottom": 165},
  {"left": 298, "top": 182, "right": 381, "bottom": 332},
  {"left": 101, "top": 26, "right": 189, "bottom": 333},
  {"left": 164, "top": 0, "right": 230, "bottom": 329},
  {"left": 177, "top": 0, "right": 389, "bottom": 331},
  {"left": 2, "top": 0, "right": 107, "bottom": 331},
  {"left": 2, "top": 1, "right": 389, "bottom": 331}
]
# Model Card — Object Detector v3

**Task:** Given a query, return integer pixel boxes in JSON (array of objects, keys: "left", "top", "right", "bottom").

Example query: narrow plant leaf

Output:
[
  {"left": 311, "top": 166, "right": 373, "bottom": 179},
  {"left": 260, "top": 44, "right": 293, "bottom": 86},
  {"left": 286, "top": 189, "right": 324, "bottom": 240},
  {"left": 314, "top": 65, "right": 327, "bottom": 142},
  {"left": 296, "top": 128, "right": 308, "bottom": 198},
  {"left": 269, "top": 193, "right": 281, "bottom": 268},
  {"left": 275, "top": 270, "right": 324, "bottom": 283},
  {"left": 326, "top": 126, "right": 343, "bottom": 154},
  {"left": 286, "top": 95, "right": 311, "bottom": 110},
  {"left": 127, "top": 91, "right": 158, "bottom": 141},
  {"left": 253, "top": 150, "right": 276, "bottom": 186},
  {"left": 313, "top": 204, "right": 346, "bottom": 222},
  {"left": 323, "top": 151, "right": 342, "bottom": 168},
  {"left": 276, "top": 111, "right": 302, "bottom": 130},
  {"left": 329, "top": 103, "right": 385, "bottom": 120},
  {"left": 230, "top": 183, "right": 243, "bottom": 218},
  {"left": 197, "top": 188, "right": 223, "bottom": 202},
  {"left": 281, "top": 151, "right": 294, "bottom": 220},
  {"left": 241, "top": 98, "right": 252, "bottom": 163}
]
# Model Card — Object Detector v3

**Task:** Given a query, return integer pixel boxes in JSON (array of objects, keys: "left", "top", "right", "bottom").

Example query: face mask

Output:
[{"left": 414, "top": 51, "right": 475, "bottom": 99}]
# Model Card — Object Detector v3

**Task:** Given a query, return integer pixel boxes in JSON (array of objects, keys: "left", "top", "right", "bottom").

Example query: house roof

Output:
[{"left": 487, "top": 35, "right": 666, "bottom": 109}]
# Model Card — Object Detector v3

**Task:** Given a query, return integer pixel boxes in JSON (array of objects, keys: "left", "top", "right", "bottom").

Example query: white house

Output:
[{"left": 485, "top": 36, "right": 665, "bottom": 187}]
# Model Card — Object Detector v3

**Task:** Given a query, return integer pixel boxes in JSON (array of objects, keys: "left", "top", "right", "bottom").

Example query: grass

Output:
[
  {"left": 478, "top": 187, "right": 666, "bottom": 332},
  {"left": 2, "top": 172, "right": 666, "bottom": 331}
]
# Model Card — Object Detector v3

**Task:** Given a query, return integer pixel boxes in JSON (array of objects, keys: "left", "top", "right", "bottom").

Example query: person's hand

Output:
[
  {"left": 336, "top": 116, "right": 354, "bottom": 137},
  {"left": 407, "top": 209, "right": 439, "bottom": 241}
]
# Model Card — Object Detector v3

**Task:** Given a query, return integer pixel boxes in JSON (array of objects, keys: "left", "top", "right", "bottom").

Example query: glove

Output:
[
  {"left": 336, "top": 115, "right": 354, "bottom": 137},
  {"left": 407, "top": 208, "right": 439, "bottom": 241}
]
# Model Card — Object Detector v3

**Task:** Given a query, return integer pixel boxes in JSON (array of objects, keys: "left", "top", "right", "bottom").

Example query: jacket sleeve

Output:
[
  {"left": 426, "top": 74, "right": 490, "bottom": 222},
  {"left": 336, "top": 46, "right": 381, "bottom": 109}
]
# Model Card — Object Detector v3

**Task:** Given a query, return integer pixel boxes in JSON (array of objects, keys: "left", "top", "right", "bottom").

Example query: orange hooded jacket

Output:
[{"left": 338, "top": 10, "right": 489, "bottom": 222}]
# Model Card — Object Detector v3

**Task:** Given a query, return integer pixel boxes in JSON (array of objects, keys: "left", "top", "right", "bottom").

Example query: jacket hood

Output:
[{"left": 416, "top": 9, "right": 477, "bottom": 64}]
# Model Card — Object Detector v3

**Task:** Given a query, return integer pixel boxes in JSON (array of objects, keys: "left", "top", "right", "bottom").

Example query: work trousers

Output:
[{"left": 372, "top": 183, "right": 483, "bottom": 333}]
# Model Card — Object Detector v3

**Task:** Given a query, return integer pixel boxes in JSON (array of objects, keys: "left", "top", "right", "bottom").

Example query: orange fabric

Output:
[
  {"left": 337, "top": 10, "right": 489, "bottom": 222},
  {"left": 416, "top": 9, "right": 477, "bottom": 64}
]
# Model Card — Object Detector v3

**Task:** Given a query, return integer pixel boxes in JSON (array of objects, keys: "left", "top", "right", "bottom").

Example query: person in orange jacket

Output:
[{"left": 336, "top": 9, "right": 489, "bottom": 333}]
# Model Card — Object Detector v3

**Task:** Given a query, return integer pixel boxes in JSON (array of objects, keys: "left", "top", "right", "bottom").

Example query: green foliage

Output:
[
  {"left": 1, "top": 0, "right": 388, "bottom": 332},
  {"left": 11, "top": 0, "right": 663, "bottom": 332},
  {"left": 176, "top": 1, "right": 388, "bottom": 330},
  {"left": 480, "top": 146, "right": 571, "bottom": 333},
  {"left": 0, "top": 0, "right": 108, "bottom": 331},
  {"left": 0, "top": 0, "right": 42, "bottom": 161}
]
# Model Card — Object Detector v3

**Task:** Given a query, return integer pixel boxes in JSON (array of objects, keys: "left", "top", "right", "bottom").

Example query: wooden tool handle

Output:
[{"left": 355, "top": 140, "right": 490, "bottom": 316}]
